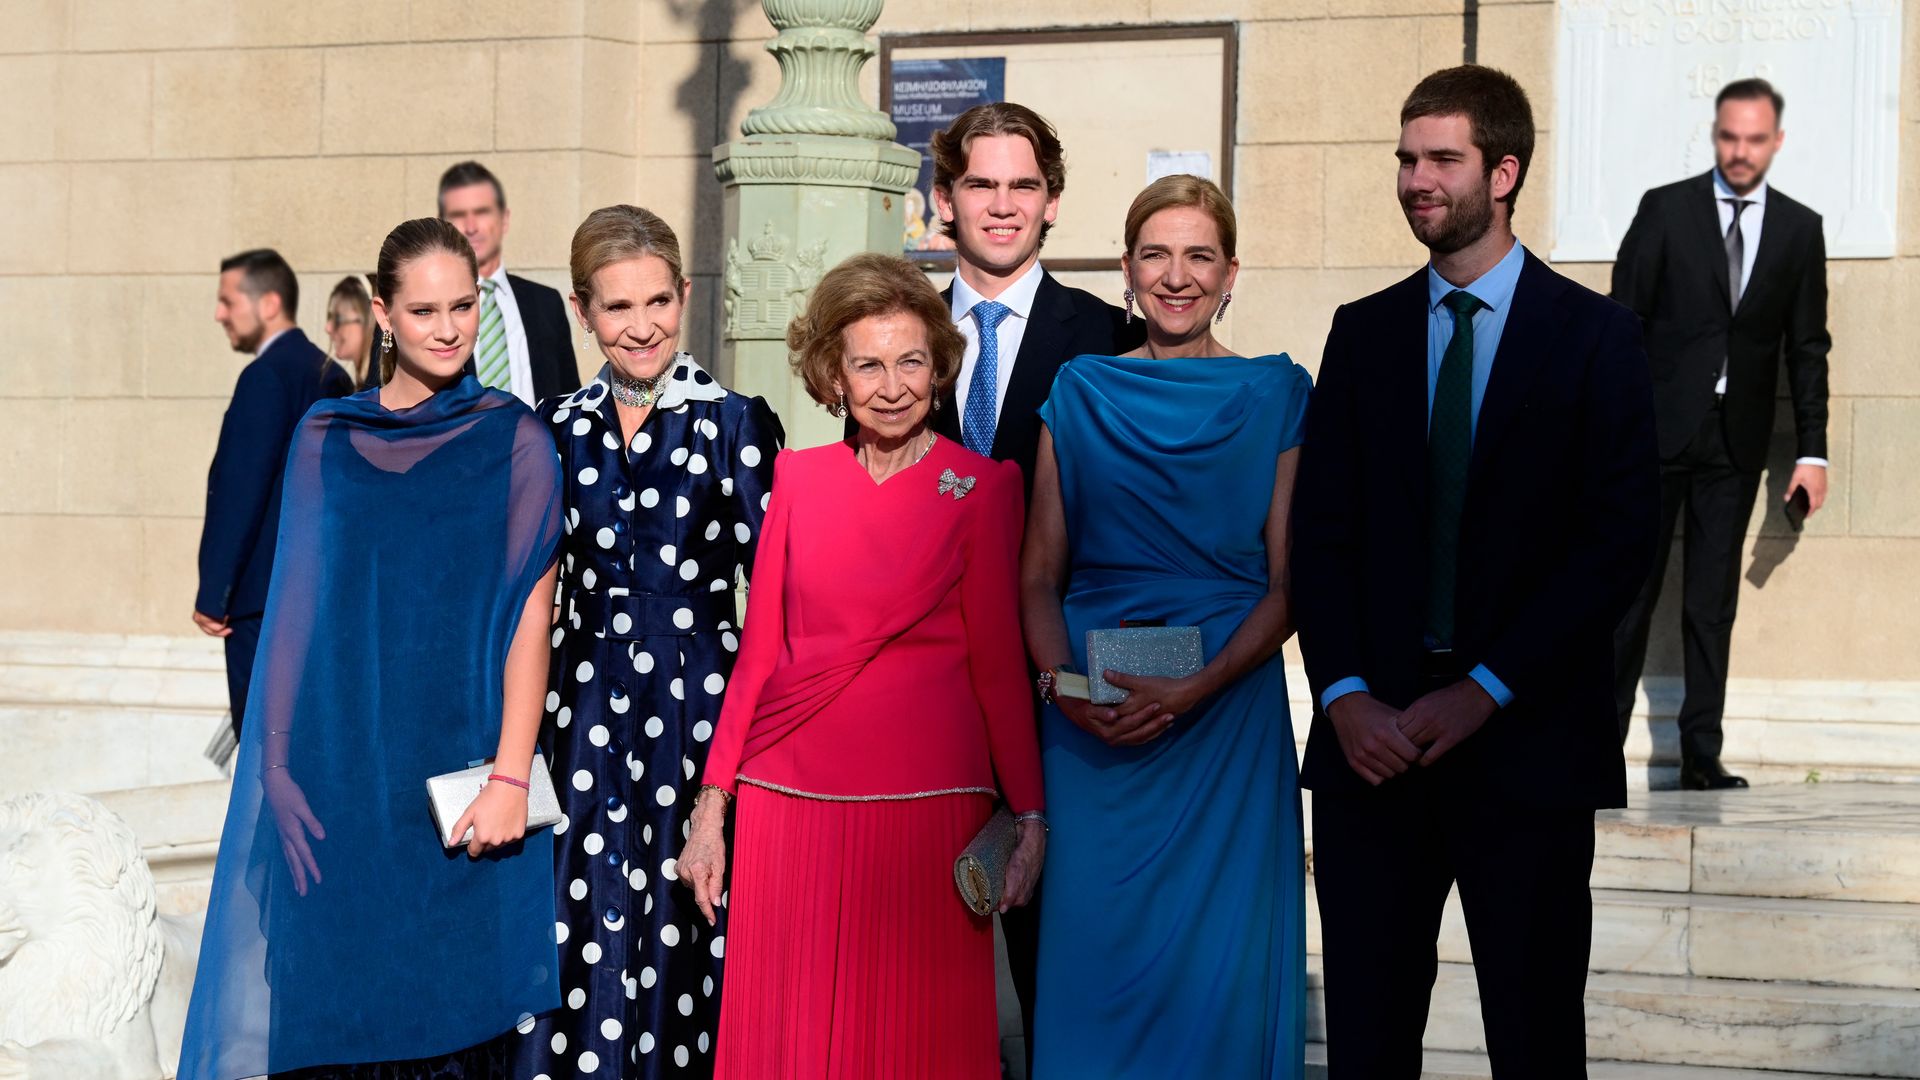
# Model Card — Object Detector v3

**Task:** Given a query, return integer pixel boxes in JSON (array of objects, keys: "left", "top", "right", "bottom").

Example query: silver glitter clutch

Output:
[
  {"left": 427, "top": 753, "right": 562, "bottom": 849},
  {"left": 1085, "top": 626, "right": 1205, "bottom": 705},
  {"left": 954, "top": 805, "right": 1016, "bottom": 916}
]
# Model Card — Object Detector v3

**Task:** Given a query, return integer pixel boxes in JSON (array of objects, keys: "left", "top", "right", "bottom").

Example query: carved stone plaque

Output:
[{"left": 1552, "top": 0, "right": 1901, "bottom": 261}]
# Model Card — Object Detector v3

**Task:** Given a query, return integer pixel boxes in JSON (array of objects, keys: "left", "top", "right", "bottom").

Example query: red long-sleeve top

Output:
[{"left": 701, "top": 439, "right": 1044, "bottom": 813}]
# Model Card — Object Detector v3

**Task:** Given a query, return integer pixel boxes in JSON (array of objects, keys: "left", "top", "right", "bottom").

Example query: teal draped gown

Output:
[{"left": 1032, "top": 353, "right": 1311, "bottom": 1080}]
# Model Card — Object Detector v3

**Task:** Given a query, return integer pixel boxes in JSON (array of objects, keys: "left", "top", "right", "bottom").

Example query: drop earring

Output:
[
  {"left": 833, "top": 393, "right": 848, "bottom": 418},
  {"left": 932, "top": 393, "right": 942, "bottom": 412},
  {"left": 1215, "top": 292, "right": 1233, "bottom": 324},
  {"left": 1124, "top": 288, "right": 1135, "bottom": 324},
  {"left": 380, "top": 327, "right": 394, "bottom": 351},
  {"left": 581, "top": 325, "right": 593, "bottom": 349}
]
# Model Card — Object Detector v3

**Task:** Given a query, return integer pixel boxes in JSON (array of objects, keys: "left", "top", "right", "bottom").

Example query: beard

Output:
[
  {"left": 228, "top": 321, "right": 265, "bottom": 354},
  {"left": 1402, "top": 175, "right": 1496, "bottom": 255}
]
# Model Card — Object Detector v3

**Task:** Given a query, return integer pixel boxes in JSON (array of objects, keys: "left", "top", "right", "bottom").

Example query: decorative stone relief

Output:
[
  {"left": 1552, "top": 0, "right": 1902, "bottom": 261},
  {"left": 0, "top": 791, "right": 200, "bottom": 1080},
  {"left": 724, "top": 222, "right": 831, "bottom": 340}
]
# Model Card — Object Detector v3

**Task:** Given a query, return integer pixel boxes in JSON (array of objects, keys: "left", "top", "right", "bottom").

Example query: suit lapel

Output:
[
  {"left": 1736, "top": 195, "right": 1788, "bottom": 319},
  {"left": 993, "top": 272, "right": 1075, "bottom": 459},
  {"left": 1690, "top": 172, "right": 1733, "bottom": 310},
  {"left": 931, "top": 282, "right": 962, "bottom": 441},
  {"left": 1388, "top": 271, "right": 1432, "bottom": 510},
  {"left": 1468, "top": 253, "right": 1562, "bottom": 485}
]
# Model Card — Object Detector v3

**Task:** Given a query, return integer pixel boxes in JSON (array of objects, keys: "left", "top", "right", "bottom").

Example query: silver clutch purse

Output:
[
  {"left": 1085, "top": 626, "right": 1205, "bottom": 705},
  {"left": 953, "top": 806, "right": 1016, "bottom": 916},
  {"left": 427, "top": 753, "right": 562, "bottom": 848}
]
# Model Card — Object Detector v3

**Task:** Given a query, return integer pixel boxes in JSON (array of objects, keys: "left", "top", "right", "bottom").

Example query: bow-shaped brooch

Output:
[{"left": 938, "top": 468, "right": 976, "bottom": 500}]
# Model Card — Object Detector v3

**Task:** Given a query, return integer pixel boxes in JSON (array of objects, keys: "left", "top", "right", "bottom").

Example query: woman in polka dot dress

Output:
[{"left": 512, "top": 206, "right": 781, "bottom": 1080}]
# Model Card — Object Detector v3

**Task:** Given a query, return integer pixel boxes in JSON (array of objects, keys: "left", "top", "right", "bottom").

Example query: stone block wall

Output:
[{"left": 0, "top": 0, "right": 1915, "bottom": 684}]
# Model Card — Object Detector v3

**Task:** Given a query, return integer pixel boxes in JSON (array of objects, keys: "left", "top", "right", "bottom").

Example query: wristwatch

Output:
[{"left": 1036, "top": 668, "right": 1058, "bottom": 706}]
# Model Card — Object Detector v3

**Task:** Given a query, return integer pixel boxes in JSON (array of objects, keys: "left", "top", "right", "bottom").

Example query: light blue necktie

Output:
[{"left": 963, "top": 300, "right": 1011, "bottom": 456}]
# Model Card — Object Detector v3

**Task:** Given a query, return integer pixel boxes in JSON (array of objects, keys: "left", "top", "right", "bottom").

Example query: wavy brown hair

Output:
[{"left": 786, "top": 253, "right": 963, "bottom": 408}]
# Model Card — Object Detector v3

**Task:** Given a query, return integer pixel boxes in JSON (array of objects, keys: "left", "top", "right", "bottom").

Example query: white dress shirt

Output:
[
  {"left": 950, "top": 261, "right": 1045, "bottom": 423},
  {"left": 484, "top": 264, "right": 537, "bottom": 407},
  {"left": 1711, "top": 170, "right": 1825, "bottom": 468}
]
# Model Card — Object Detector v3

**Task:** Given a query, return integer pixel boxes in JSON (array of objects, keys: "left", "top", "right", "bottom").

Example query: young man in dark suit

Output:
[
  {"left": 928, "top": 100, "right": 1140, "bottom": 1065},
  {"left": 196, "top": 249, "right": 355, "bottom": 734},
  {"left": 1293, "top": 67, "right": 1659, "bottom": 1078},
  {"left": 438, "top": 161, "right": 582, "bottom": 406},
  {"left": 1609, "top": 79, "right": 1832, "bottom": 790}
]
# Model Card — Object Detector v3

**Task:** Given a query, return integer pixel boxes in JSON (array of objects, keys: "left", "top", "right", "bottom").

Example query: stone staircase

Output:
[{"left": 1303, "top": 782, "right": 1920, "bottom": 1078}]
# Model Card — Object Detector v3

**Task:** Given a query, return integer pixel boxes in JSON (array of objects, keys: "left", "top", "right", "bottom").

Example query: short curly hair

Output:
[{"left": 787, "top": 253, "right": 964, "bottom": 408}]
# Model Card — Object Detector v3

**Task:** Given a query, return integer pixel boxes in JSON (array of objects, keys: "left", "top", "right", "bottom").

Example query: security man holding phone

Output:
[{"left": 1609, "top": 78, "right": 1833, "bottom": 790}]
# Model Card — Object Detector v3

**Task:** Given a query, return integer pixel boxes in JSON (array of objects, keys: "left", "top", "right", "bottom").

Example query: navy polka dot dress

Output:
[{"left": 513, "top": 355, "right": 782, "bottom": 1080}]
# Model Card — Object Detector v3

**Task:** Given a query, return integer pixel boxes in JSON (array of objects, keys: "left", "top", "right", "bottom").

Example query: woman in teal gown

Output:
[{"left": 1022, "top": 175, "right": 1310, "bottom": 1079}]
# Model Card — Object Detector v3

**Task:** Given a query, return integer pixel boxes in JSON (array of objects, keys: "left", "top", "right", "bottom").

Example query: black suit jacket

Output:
[
  {"left": 1611, "top": 172, "right": 1830, "bottom": 472},
  {"left": 930, "top": 269, "right": 1140, "bottom": 498},
  {"left": 196, "top": 328, "right": 354, "bottom": 619},
  {"left": 1294, "top": 251, "right": 1661, "bottom": 810},
  {"left": 505, "top": 273, "right": 583, "bottom": 404}
]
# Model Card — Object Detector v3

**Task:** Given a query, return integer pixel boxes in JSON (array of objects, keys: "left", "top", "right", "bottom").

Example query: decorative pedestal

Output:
[{"left": 714, "top": 0, "right": 920, "bottom": 450}]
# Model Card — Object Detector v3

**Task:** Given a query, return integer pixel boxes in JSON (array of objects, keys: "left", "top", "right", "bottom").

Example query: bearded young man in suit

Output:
[
  {"left": 436, "top": 160, "right": 582, "bottom": 406},
  {"left": 926, "top": 100, "right": 1141, "bottom": 1066},
  {"left": 1294, "top": 66, "right": 1659, "bottom": 1077},
  {"left": 1609, "top": 78, "right": 1832, "bottom": 790},
  {"left": 197, "top": 249, "right": 354, "bottom": 734}
]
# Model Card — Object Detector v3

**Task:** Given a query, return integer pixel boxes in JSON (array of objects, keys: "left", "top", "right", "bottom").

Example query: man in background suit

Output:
[
  {"left": 196, "top": 249, "right": 354, "bottom": 734},
  {"left": 1294, "top": 66, "right": 1658, "bottom": 1077},
  {"left": 927, "top": 100, "right": 1140, "bottom": 1065},
  {"left": 1610, "top": 78, "right": 1832, "bottom": 790},
  {"left": 437, "top": 161, "right": 582, "bottom": 405}
]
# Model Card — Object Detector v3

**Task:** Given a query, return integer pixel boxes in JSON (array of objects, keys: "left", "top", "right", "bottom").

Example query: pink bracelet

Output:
[{"left": 487, "top": 773, "right": 530, "bottom": 791}]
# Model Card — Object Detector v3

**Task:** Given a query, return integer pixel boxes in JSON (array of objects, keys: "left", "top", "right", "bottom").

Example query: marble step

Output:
[
  {"left": 1307, "top": 784, "right": 1920, "bottom": 904},
  {"left": 0, "top": 630, "right": 225, "bottom": 673},
  {"left": 1305, "top": 959, "right": 1920, "bottom": 1078},
  {"left": 1307, "top": 879, "right": 1920, "bottom": 990},
  {"left": 1302, "top": 1044, "right": 1870, "bottom": 1079},
  {"left": 0, "top": 703, "right": 231, "bottom": 796}
]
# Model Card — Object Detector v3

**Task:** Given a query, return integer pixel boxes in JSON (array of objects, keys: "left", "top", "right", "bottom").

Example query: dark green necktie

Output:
[{"left": 1426, "top": 289, "right": 1483, "bottom": 649}]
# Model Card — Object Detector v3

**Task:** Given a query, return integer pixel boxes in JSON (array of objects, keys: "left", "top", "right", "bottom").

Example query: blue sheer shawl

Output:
[{"left": 179, "top": 376, "right": 564, "bottom": 1079}]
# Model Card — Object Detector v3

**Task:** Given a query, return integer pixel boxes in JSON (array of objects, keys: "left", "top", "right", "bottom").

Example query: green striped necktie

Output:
[
  {"left": 1425, "top": 289, "right": 1483, "bottom": 649},
  {"left": 476, "top": 277, "right": 511, "bottom": 391}
]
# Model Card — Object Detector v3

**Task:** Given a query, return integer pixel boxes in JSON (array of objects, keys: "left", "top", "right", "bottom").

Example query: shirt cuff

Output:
[
  {"left": 1320, "top": 676, "right": 1371, "bottom": 712},
  {"left": 1469, "top": 664, "right": 1515, "bottom": 708},
  {"left": 1794, "top": 457, "right": 1829, "bottom": 468}
]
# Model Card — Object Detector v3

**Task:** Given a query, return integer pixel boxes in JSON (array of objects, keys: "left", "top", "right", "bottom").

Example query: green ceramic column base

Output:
[{"left": 716, "top": 134, "right": 921, "bottom": 449}]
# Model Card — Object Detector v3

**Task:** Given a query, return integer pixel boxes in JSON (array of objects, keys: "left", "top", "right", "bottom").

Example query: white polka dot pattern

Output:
[{"left": 518, "top": 375, "right": 776, "bottom": 1078}]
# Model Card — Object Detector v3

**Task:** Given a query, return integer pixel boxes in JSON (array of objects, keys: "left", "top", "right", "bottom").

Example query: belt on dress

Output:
[{"left": 566, "top": 588, "right": 739, "bottom": 639}]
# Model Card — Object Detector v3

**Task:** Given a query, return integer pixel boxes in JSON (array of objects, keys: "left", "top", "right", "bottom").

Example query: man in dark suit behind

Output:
[
  {"left": 196, "top": 249, "right": 354, "bottom": 734},
  {"left": 437, "top": 160, "right": 582, "bottom": 406},
  {"left": 1610, "top": 78, "right": 1832, "bottom": 790},
  {"left": 926, "top": 100, "right": 1141, "bottom": 1066},
  {"left": 1294, "top": 67, "right": 1659, "bottom": 1077}
]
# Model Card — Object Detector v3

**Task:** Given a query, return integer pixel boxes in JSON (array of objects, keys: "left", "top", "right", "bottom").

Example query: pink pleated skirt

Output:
[{"left": 714, "top": 784, "right": 999, "bottom": 1080}]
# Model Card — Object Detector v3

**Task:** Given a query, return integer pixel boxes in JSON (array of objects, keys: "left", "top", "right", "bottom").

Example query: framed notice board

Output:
[{"left": 879, "top": 24, "right": 1238, "bottom": 272}]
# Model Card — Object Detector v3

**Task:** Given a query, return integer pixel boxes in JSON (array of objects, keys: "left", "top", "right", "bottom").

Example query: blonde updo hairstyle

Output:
[
  {"left": 787, "top": 252, "right": 965, "bottom": 408},
  {"left": 1122, "top": 174, "right": 1239, "bottom": 261},
  {"left": 570, "top": 204, "right": 687, "bottom": 310}
]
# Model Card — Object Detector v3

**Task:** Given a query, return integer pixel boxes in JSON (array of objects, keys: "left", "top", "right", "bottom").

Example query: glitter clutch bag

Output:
[
  {"left": 1085, "top": 626, "right": 1205, "bottom": 705},
  {"left": 427, "top": 753, "right": 562, "bottom": 849},
  {"left": 953, "top": 805, "right": 1017, "bottom": 916}
]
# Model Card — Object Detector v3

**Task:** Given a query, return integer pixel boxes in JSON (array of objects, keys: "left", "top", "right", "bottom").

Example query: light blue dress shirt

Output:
[{"left": 1320, "top": 240, "right": 1527, "bottom": 713}]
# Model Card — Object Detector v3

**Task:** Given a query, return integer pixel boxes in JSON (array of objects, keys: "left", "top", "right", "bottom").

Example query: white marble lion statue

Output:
[{"left": 0, "top": 791, "right": 201, "bottom": 1080}]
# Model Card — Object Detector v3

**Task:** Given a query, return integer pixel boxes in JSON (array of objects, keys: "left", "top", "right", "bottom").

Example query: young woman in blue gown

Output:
[
  {"left": 179, "top": 218, "right": 564, "bottom": 1080},
  {"left": 1022, "top": 175, "right": 1311, "bottom": 1079}
]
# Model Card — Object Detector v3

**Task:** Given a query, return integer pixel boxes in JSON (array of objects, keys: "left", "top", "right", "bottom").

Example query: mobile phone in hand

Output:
[{"left": 1784, "top": 486, "right": 1811, "bottom": 532}]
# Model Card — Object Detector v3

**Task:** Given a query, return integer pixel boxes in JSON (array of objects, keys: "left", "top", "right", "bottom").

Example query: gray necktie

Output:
[{"left": 1724, "top": 198, "right": 1751, "bottom": 312}]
